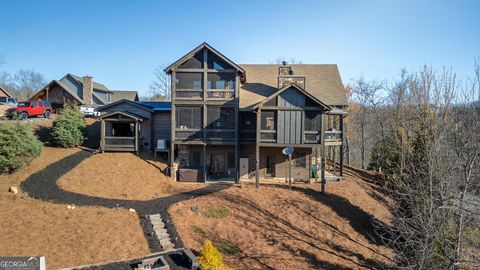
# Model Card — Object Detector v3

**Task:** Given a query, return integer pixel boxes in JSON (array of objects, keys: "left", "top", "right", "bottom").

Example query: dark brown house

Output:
[{"left": 95, "top": 42, "right": 347, "bottom": 184}]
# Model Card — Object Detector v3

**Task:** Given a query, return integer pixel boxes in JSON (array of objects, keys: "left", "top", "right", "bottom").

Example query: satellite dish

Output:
[{"left": 282, "top": 146, "right": 294, "bottom": 155}]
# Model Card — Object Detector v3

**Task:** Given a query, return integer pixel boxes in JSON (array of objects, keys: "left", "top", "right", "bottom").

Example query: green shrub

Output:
[
  {"left": 0, "top": 122, "right": 42, "bottom": 173},
  {"left": 204, "top": 206, "right": 230, "bottom": 219},
  {"left": 217, "top": 240, "right": 241, "bottom": 255},
  {"left": 51, "top": 104, "right": 85, "bottom": 148}
]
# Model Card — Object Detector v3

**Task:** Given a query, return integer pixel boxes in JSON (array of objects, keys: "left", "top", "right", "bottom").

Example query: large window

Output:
[
  {"left": 207, "top": 73, "right": 235, "bottom": 90},
  {"left": 179, "top": 51, "right": 204, "bottom": 69},
  {"left": 207, "top": 106, "right": 235, "bottom": 129},
  {"left": 305, "top": 111, "right": 322, "bottom": 131},
  {"left": 176, "top": 106, "right": 202, "bottom": 129},
  {"left": 175, "top": 73, "right": 203, "bottom": 89},
  {"left": 207, "top": 50, "right": 231, "bottom": 70},
  {"left": 261, "top": 111, "right": 276, "bottom": 130}
]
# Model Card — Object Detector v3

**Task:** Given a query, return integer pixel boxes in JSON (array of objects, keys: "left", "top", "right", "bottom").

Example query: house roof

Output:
[
  {"left": 0, "top": 85, "right": 13, "bottom": 98},
  {"left": 164, "top": 42, "right": 245, "bottom": 74},
  {"left": 253, "top": 83, "right": 331, "bottom": 110},
  {"left": 239, "top": 64, "right": 347, "bottom": 109},
  {"left": 30, "top": 80, "right": 84, "bottom": 103},
  {"left": 97, "top": 110, "right": 148, "bottom": 121},
  {"left": 111, "top": 91, "right": 139, "bottom": 102},
  {"left": 68, "top": 74, "right": 111, "bottom": 92},
  {"left": 97, "top": 99, "right": 153, "bottom": 112},
  {"left": 140, "top": 101, "right": 172, "bottom": 111}
]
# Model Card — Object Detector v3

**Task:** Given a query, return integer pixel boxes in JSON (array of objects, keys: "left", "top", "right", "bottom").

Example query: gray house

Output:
[
  {"left": 30, "top": 74, "right": 138, "bottom": 109},
  {"left": 94, "top": 42, "right": 347, "bottom": 184}
]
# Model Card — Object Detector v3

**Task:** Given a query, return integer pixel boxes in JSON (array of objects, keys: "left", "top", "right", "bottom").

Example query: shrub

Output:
[
  {"left": 198, "top": 240, "right": 233, "bottom": 270},
  {"left": 51, "top": 104, "right": 85, "bottom": 147},
  {"left": 0, "top": 122, "right": 42, "bottom": 173},
  {"left": 217, "top": 240, "right": 241, "bottom": 255},
  {"left": 204, "top": 206, "right": 229, "bottom": 219}
]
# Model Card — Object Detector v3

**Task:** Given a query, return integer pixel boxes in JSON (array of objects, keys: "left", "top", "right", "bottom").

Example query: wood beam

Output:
[
  {"left": 340, "top": 115, "right": 344, "bottom": 177},
  {"left": 255, "top": 109, "right": 261, "bottom": 188}
]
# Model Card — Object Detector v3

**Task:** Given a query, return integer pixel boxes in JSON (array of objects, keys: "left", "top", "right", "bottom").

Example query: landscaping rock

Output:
[
  {"left": 129, "top": 208, "right": 136, "bottom": 213},
  {"left": 9, "top": 186, "right": 18, "bottom": 194}
]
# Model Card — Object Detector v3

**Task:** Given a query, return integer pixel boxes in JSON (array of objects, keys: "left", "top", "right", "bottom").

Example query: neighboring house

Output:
[
  {"left": 95, "top": 42, "right": 347, "bottom": 184},
  {"left": 29, "top": 74, "right": 139, "bottom": 109},
  {"left": 0, "top": 85, "right": 13, "bottom": 98},
  {"left": 111, "top": 90, "right": 140, "bottom": 102}
]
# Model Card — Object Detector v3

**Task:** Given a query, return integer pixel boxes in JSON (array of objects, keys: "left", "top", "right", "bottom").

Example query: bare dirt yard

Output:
[
  {"left": 58, "top": 152, "right": 205, "bottom": 201},
  {"left": 169, "top": 168, "right": 395, "bottom": 270},
  {"left": 0, "top": 147, "right": 150, "bottom": 270}
]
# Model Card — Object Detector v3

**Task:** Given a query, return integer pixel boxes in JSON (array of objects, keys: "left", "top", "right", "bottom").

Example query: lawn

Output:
[{"left": 168, "top": 168, "right": 394, "bottom": 270}]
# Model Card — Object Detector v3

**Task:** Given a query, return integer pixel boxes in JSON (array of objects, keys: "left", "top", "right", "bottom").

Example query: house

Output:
[
  {"left": 29, "top": 73, "right": 139, "bottom": 109},
  {"left": 0, "top": 85, "right": 13, "bottom": 98},
  {"left": 95, "top": 42, "right": 347, "bottom": 184}
]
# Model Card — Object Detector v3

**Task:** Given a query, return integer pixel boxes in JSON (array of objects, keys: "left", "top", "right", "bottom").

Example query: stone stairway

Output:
[{"left": 148, "top": 214, "right": 175, "bottom": 251}]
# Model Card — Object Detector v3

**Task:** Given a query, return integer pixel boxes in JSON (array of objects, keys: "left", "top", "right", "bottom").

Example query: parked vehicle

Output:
[
  {"left": 5, "top": 100, "right": 53, "bottom": 120},
  {"left": 80, "top": 105, "right": 100, "bottom": 117},
  {"left": 0, "top": 97, "right": 18, "bottom": 106}
]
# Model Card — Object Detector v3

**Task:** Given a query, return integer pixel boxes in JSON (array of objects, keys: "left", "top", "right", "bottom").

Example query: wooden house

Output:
[{"left": 94, "top": 42, "right": 347, "bottom": 183}]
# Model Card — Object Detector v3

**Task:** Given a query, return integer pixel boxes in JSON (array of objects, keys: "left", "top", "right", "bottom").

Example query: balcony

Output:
[
  {"left": 325, "top": 130, "right": 342, "bottom": 144},
  {"left": 104, "top": 136, "right": 135, "bottom": 151},
  {"left": 175, "top": 129, "right": 203, "bottom": 140},
  {"left": 175, "top": 89, "right": 203, "bottom": 99},
  {"left": 206, "top": 89, "right": 235, "bottom": 99},
  {"left": 206, "top": 129, "right": 236, "bottom": 141}
]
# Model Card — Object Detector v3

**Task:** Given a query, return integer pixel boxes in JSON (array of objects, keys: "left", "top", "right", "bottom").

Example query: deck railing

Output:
[
  {"left": 325, "top": 130, "right": 342, "bottom": 142},
  {"left": 206, "top": 90, "right": 235, "bottom": 99},
  {"left": 175, "top": 129, "right": 203, "bottom": 140},
  {"left": 206, "top": 129, "right": 235, "bottom": 141},
  {"left": 304, "top": 131, "right": 320, "bottom": 143},
  {"left": 260, "top": 130, "right": 276, "bottom": 143},
  {"left": 104, "top": 136, "right": 135, "bottom": 149},
  {"left": 175, "top": 89, "right": 203, "bottom": 99}
]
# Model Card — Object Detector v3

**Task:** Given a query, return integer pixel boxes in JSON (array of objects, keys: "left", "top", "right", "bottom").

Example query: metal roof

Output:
[{"left": 140, "top": 101, "right": 172, "bottom": 111}]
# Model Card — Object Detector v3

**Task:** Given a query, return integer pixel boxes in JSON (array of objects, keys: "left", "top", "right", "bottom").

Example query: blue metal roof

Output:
[{"left": 140, "top": 101, "right": 171, "bottom": 111}]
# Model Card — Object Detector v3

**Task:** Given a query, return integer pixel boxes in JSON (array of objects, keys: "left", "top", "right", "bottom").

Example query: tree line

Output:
[{"left": 346, "top": 62, "right": 480, "bottom": 269}]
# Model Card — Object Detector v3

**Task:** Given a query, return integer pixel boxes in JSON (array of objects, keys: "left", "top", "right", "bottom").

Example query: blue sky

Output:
[{"left": 0, "top": 0, "right": 478, "bottom": 97}]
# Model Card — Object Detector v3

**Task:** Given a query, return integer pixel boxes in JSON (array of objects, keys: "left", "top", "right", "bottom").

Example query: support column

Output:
[
  {"left": 135, "top": 121, "right": 139, "bottom": 156},
  {"left": 203, "top": 143, "right": 207, "bottom": 183},
  {"left": 100, "top": 119, "right": 105, "bottom": 152},
  {"left": 321, "top": 114, "right": 326, "bottom": 194},
  {"left": 339, "top": 115, "right": 344, "bottom": 177},
  {"left": 255, "top": 108, "right": 261, "bottom": 188}
]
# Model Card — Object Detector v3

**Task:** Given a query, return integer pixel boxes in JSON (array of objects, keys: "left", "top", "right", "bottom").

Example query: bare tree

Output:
[
  {"left": 13, "top": 69, "right": 47, "bottom": 100},
  {"left": 149, "top": 64, "right": 171, "bottom": 101}
]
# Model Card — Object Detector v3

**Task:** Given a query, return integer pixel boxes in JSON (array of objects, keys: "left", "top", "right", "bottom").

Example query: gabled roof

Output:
[
  {"left": 67, "top": 74, "right": 111, "bottom": 92},
  {"left": 111, "top": 90, "right": 139, "bottom": 102},
  {"left": 164, "top": 42, "right": 245, "bottom": 74},
  {"left": 253, "top": 83, "right": 331, "bottom": 110},
  {"left": 239, "top": 64, "right": 347, "bottom": 109},
  {"left": 30, "top": 80, "right": 83, "bottom": 103},
  {"left": 97, "top": 99, "right": 153, "bottom": 112},
  {"left": 97, "top": 110, "right": 148, "bottom": 121},
  {"left": 0, "top": 85, "right": 13, "bottom": 98}
]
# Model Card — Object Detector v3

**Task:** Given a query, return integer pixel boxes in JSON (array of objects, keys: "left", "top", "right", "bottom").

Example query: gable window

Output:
[
  {"left": 175, "top": 73, "right": 203, "bottom": 89},
  {"left": 305, "top": 111, "right": 322, "bottom": 131},
  {"left": 176, "top": 106, "right": 202, "bottom": 129},
  {"left": 261, "top": 111, "right": 276, "bottom": 130},
  {"left": 207, "top": 50, "right": 231, "bottom": 70},
  {"left": 207, "top": 106, "right": 235, "bottom": 129},
  {"left": 179, "top": 51, "right": 204, "bottom": 69}
]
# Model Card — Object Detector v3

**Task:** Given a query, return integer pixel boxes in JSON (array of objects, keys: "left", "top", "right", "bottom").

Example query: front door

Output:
[
  {"left": 266, "top": 155, "right": 276, "bottom": 178},
  {"left": 210, "top": 154, "right": 225, "bottom": 178}
]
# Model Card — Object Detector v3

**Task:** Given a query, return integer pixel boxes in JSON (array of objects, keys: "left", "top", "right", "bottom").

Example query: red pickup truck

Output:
[{"left": 5, "top": 101, "right": 53, "bottom": 120}]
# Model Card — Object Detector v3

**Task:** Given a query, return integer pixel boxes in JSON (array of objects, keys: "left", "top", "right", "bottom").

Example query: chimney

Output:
[{"left": 82, "top": 76, "right": 93, "bottom": 105}]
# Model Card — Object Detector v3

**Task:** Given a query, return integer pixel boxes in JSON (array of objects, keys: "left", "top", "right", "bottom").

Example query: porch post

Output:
[
  {"left": 135, "top": 121, "right": 139, "bottom": 155},
  {"left": 203, "top": 143, "right": 207, "bottom": 183},
  {"left": 321, "top": 114, "right": 326, "bottom": 194},
  {"left": 100, "top": 119, "right": 105, "bottom": 153},
  {"left": 339, "top": 115, "right": 344, "bottom": 177},
  {"left": 255, "top": 108, "right": 261, "bottom": 188}
]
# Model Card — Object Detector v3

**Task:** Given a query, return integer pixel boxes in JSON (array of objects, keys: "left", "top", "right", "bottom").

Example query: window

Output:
[
  {"left": 261, "top": 111, "right": 275, "bottom": 130},
  {"left": 44, "top": 101, "right": 51, "bottom": 106},
  {"left": 176, "top": 106, "right": 202, "bottom": 129},
  {"left": 305, "top": 111, "right": 322, "bottom": 131},
  {"left": 207, "top": 50, "right": 231, "bottom": 70},
  {"left": 295, "top": 153, "right": 306, "bottom": 168},
  {"left": 179, "top": 51, "right": 204, "bottom": 69},
  {"left": 175, "top": 73, "right": 203, "bottom": 89},
  {"left": 207, "top": 106, "right": 235, "bottom": 129},
  {"left": 32, "top": 102, "right": 37, "bottom": 108},
  {"left": 227, "top": 153, "right": 235, "bottom": 168},
  {"left": 111, "top": 122, "right": 134, "bottom": 137},
  {"left": 207, "top": 73, "right": 235, "bottom": 90},
  {"left": 192, "top": 152, "right": 201, "bottom": 167},
  {"left": 0, "top": 97, "right": 6, "bottom": 103}
]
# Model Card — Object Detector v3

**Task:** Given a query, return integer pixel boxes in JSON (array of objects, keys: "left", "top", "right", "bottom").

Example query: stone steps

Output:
[{"left": 148, "top": 213, "right": 175, "bottom": 251}]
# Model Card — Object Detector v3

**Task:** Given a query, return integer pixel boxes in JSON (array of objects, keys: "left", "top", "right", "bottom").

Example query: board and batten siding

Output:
[
  {"left": 277, "top": 87, "right": 305, "bottom": 144},
  {"left": 152, "top": 111, "right": 171, "bottom": 148},
  {"left": 100, "top": 103, "right": 153, "bottom": 148}
]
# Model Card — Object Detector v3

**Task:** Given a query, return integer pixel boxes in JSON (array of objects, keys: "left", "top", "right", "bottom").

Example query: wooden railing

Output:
[
  {"left": 304, "top": 131, "right": 320, "bottom": 143},
  {"left": 104, "top": 136, "right": 135, "bottom": 149},
  {"left": 175, "top": 129, "right": 203, "bottom": 140},
  {"left": 206, "top": 129, "right": 235, "bottom": 141},
  {"left": 175, "top": 89, "right": 203, "bottom": 99},
  {"left": 260, "top": 130, "right": 276, "bottom": 143},
  {"left": 206, "top": 90, "right": 234, "bottom": 99},
  {"left": 325, "top": 130, "right": 342, "bottom": 142}
]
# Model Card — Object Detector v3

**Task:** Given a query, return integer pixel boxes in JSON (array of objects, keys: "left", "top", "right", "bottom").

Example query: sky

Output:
[{"left": 0, "top": 0, "right": 479, "bottom": 97}]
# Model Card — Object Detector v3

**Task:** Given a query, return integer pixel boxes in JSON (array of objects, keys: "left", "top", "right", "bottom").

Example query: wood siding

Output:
[
  {"left": 152, "top": 111, "right": 171, "bottom": 147},
  {"left": 277, "top": 88, "right": 305, "bottom": 144}
]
